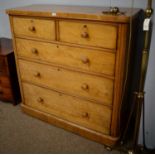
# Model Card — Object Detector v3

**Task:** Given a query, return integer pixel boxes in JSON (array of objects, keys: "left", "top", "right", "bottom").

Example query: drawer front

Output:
[
  {"left": 0, "top": 76, "right": 11, "bottom": 88},
  {"left": 18, "top": 60, "right": 114, "bottom": 106},
  {"left": 59, "top": 21, "right": 117, "bottom": 49},
  {"left": 0, "top": 87, "right": 13, "bottom": 101},
  {"left": 23, "top": 82, "right": 111, "bottom": 134},
  {"left": 13, "top": 17, "right": 55, "bottom": 40},
  {"left": 16, "top": 38, "right": 115, "bottom": 76}
]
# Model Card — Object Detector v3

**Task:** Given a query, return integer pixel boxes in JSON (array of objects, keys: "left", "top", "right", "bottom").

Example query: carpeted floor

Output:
[{"left": 0, "top": 101, "right": 120, "bottom": 154}]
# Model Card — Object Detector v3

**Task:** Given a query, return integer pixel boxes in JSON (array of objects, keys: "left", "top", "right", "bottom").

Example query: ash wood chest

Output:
[{"left": 6, "top": 5, "right": 141, "bottom": 146}]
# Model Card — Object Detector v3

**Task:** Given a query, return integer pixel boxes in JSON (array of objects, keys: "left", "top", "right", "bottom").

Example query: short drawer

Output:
[
  {"left": 16, "top": 38, "right": 115, "bottom": 76},
  {"left": 59, "top": 20, "right": 117, "bottom": 49},
  {"left": 23, "top": 82, "right": 111, "bottom": 134},
  {"left": 0, "top": 76, "right": 11, "bottom": 88},
  {"left": 18, "top": 60, "right": 114, "bottom": 106},
  {"left": 13, "top": 17, "right": 55, "bottom": 40}
]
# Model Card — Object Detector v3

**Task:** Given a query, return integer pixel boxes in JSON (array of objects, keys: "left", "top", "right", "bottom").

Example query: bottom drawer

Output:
[
  {"left": 0, "top": 87, "right": 13, "bottom": 101},
  {"left": 22, "top": 82, "right": 112, "bottom": 134}
]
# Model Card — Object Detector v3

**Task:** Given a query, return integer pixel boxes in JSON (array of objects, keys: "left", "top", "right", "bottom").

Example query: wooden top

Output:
[
  {"left": 6, "top": 4, "right": 140, "bottom": 23},
  {"left": 0, "top": 38, "right": 13, "bottom": 56}
]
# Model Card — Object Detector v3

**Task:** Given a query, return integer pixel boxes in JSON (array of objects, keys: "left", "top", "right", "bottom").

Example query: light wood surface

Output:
[
  {"left": 16, "top": 38, "right": 116, "bottom": 76},
  {"left": 6, "top": 4, "right": 140, "bottom": 23},
  {"left": 13, "top": 17, "right": 55, "bottom": 40},
  {"left": 22, "top": 103, "right": 119, "bottom": 146},
  {"left": 23, "top": 82, "right": 111, "bottom": 134},
  {"left": 7, "top": 4, "right": 141, "bottom": 146},
  {"left": 18, "top": 59, "right": 114, "bottom": 106},
  {"left": 59, "top": 20, "right": 117, "bottom": 49},
  {"left": 111, "top": 24, "right": 129, "bottom": 136}
]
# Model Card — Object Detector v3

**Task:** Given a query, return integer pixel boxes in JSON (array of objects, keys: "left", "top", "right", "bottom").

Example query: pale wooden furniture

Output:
[{"left": 6, "top": 5, "right": 140, "bottom": 146}]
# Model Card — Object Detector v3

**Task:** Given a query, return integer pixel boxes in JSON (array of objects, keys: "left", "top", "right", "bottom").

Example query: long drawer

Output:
[
  {"left": 23, "top": 82, "right": 112, "bottom": 134},
  {"left": 16, "top": 38, "right": 115, "bottom": 76},
  {"left": 59, "top": 20, "right": 117, "bottom": 49},
  {"left": 18, "top": 59, "right": 114, "bottom": 106},
  {"left": 13, "top": 17, "right": 55, "bottom": 40}
]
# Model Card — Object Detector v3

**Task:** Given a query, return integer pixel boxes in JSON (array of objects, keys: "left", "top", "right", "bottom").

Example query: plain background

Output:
[{"left": 0, "top": 0, "right": 154, "bottom": 149}]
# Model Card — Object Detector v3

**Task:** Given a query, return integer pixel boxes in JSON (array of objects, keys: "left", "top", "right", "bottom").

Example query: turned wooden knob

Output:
[
  {"left": 37, "top": 97, "right": 44, "bottom": 103},
  {"left": 31, "top": 48, "right": 38, "bottom": 54},
  {"left": 28, "top": 26, "right": 36, "bottom": 32},
  {"left": 82, "top": 112, "right": 89, "bottom": 118},
  {"left": 81, "top": 32, "right": 89, "bottom": 38},
  {"left": 81, "top": 83, "right": 89, "bottom": 90},
  {"left": 34, "top": 72, "right": 41, "bottom": 78},
  {"left": 81, "top": 56, "right": 89, "bottom": 64}
]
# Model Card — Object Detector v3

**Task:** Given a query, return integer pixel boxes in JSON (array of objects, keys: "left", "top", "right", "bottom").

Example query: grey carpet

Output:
[{"left": 0, "top": 101, "right": 119, "bottom": 154}]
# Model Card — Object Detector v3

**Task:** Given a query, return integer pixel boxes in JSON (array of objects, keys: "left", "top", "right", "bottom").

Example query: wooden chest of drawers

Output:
[
  {"left": 7, "top": 5, "right": 141, "bottom": 146},
  {"left": 0, "top": 38, "right": 21, "bottom": 104}
]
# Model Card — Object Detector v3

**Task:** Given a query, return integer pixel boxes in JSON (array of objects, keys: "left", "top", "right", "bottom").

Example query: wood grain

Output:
[
  {"left": 18, "top": 59, "right": 114, "bottom": 106},
  {"left": 111, "top": 24, "right": 129, "bottom": 136},
  {"left": 6, "top": 4, "right": 140, "bottom": 23},
  {"left": 23, "top": 82, "right": 111, "bottom": 134},
  {"left": 16, "top": 38, "right": 116, "bottom": 76},
  {"left": 22, "top": 103, "right": 119, "bottom": 146},
  {"left": 59, "top": 20, "right": 117, "bottom": 49},
  {"left": 13, "top": 17, "right": 55, "bottom": 40},
  {"left": 6, "top": 4, "right": 141, "bottom": 146}
]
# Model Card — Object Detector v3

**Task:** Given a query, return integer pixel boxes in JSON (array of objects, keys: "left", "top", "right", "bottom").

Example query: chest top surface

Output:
[
  {"left": 6, "top": 4, "right": 140, "bottom": 23},
  {"left": 0, "top": 38, "right": 13, "bottom": 56}
]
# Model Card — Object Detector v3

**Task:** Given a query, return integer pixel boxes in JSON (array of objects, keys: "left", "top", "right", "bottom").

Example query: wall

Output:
[{"left": 0, "top": 0, "right": 154, "bottom": 149}]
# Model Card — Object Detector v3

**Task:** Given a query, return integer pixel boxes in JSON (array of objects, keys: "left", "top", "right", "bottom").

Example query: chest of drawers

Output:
[
  {"left": 7, "top": 5, "right": 141, "bottom": 146},
  {"left": 0, "top": 38, "right": 21, "bottom": 104}
]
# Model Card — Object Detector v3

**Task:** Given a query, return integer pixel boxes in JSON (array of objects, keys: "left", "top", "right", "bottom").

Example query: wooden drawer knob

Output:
[
  {"left": 31, "top": 48, "right": 38, "bottom": 54},
  {"left": 34, "top": 72, "right": 41, "bottom": 78},
  {"left": 37, "top": 97, "right": 44, "bottom": 103},
  {"left": 81, "top": 32, "right": 89, "bottom": 38},
  {"left": 81, "top": 25, "right": 89, "bottom": 38},
  {"left": 28, "top": 26, "right": 36, "bottom": 32},
  {"left": 81, "top": 56, "right": 89, "bottom": 64},
  {"left": 82, "top": 112, "right": 89, "bottom": 118},
  {"left": 81, "top": 83, "right": 89, "bottom": 90}
]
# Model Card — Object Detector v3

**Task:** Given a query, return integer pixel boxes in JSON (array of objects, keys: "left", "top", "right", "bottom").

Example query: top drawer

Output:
[
  {"left": 59, "top": 21, "right": 118, "bottom": 49},
  {"left": 12, "top": 17, "right": 55, "bottom": 40}
]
